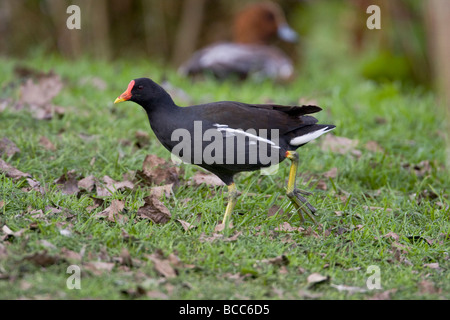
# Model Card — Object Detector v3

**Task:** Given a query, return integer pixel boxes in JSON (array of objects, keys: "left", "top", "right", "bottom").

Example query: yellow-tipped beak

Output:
[
  {"left": 114, "top": 97, "right": 127, "bottom": 104},
  {"left": 114, "top": 80, "right": 135, "bottom": 104}
]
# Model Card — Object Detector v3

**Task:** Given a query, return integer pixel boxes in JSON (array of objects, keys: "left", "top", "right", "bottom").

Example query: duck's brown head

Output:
[{"left": 232, "top": 2, "right": 298, "bottom": 45}]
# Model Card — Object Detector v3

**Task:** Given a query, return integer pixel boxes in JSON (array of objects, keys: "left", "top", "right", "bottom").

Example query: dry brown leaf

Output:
[
  {"left": 24, "top": 250, "right": 60, "bottom": 267},
  {"left": 257, "top": 255, "right": 289, "bottom": 267},
  {"left": 423, "top": 262, "right": 440, "bottom": 270},
  {"left": 214, "top": 221, "right": 234, "bottom": 232},
  {"left": 19, "top": 73, "right": 63, "bottom": 106},
  {"left": 274, "top": 222, "right": 305, "bottom": 233},
  {"left": 323, "top": 167, "right": 338, "bottom": 179},
  {"left": 383, "top": 232, "right": 400, "bottom": 241},
  {"left": 54, "top": 170, "right": 79, "bottom": 195},
  {"left": 268, "top": 205, "right": 284, "bottom": 217},
  {"left": 320, "top": 134, "right": 360, "bottom": 156},
  {"left": 96, "top": 199, "right": 127, "bottom": 223},
  {"left": 29, "top": 209, "right": 45, "bottom": 219},
  {"left": 146, "top": 291, "right": 169, "bottom": 299},
  {"left": 134, "top": 130, "right": 150, "bottom": 149},
  {"left": 18, "top": 72, "right": 65, "bottom": 120},
  {"left": 365, "top": 140, "right": 385, "bottom": 153},
  {"left": 137, "top": 154, "right": 180, "bottom": 186},
  {"left": 150, "top": 184, "right": 173, "bottom": 198},
  {"left": 60, "top": 248, "right": 82, "bottom": 262},
  {"left": 402, "top": 160, "right": 433, "bottom": 177},
  {"left": 119, "top": 248, "right": 133, "bottom": 267},
  {"left": 176, "top": 219, "right": 195, "bottom": 231},
  {"left": 84, "top": 261, "right": 115, "bottom": 275},
  {"left": 0, "top": 200, "right": 4, "bottom": 210},
  {"left": 0, "top": 159, "right": 31, "bottom": 180},
  {"left": 2, "top": 225, "right": 26, "bottom": 240},
  {"left": 0, "top": 138, "right": 20, "bottom": 157},
  {"left": 38, "top": 136, "right": 56, "bottom": 151},
  {"left": 147, "top": 253, "right": 177, "bottom": 278},
  {"left": 331, "top": 284, "right": 367, "bottom": 293},
  {"left": 363, "top": 206, "right": 393, "bottom": 212},
  {"left": 190, "top": 171, "right": 224, "bottom": 187},
  {"left": 315, "top": 180, "right": 327, "bottom": 190},
  {"left": 199, "top": 230, "right": 242, "bottom": 242},
  {"left": 307, "top": 273, "right": 330, "bottom": 287},
  {"left": 96, "top": 176, "right": 134, "bottom": 197},
  {"left": 137, "top": 195, "right": 171, "bottom": 224},
  {"left": 78, "top": 175, "right": 96, "bottom": 192},
  {"left": 418, "top": 280, "right": 441, "bottom": 295}
]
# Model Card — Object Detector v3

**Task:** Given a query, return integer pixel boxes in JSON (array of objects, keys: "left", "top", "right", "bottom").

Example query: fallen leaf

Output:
[
  {"left": 54, "top": 170, "right": 80, "bottom": 195},
  {"left": 363, "top": 206, "right": 393, "bottom": 212},
  {"left": 176, "top": 219, "right": 195, "bottom": 231},
  {"left": 274, "top": 222, "right": 305, "bottom": 233},
  {"left": 0, "top": 159, "right": 31, "bottom": 180},
  {"left": 257, "top": 255, "right": 289, "bottom": 267},
  {"left": 0, "top": 201, "right": 4, "bottom": 210},
  {"left": 119, "top": 248, "right": 133, "bottom": 267},
  {"left": 24, "top": 250, "right": 60, "bottom": 267},
  {"left": 2, "top": 225, "right": 26, "bottom": 241},
  {"left": 0, "top": 138, "right": 20, "bottom": 157},
  {"left": 18, "top": 71, "right": 65, "bottom": 120},
  {"left": 365, "top": 140, "right": 384, "bottom": 153},
  {"left": 331, "top": 284, "right": 367, "bottom": 293},
  {"left": 268, "top": 205, "right": 284, "bottom": 217},
  {"left": 134, "top": 130, "right": 150, "bottom": 149},
  {"left": 423, "top": 262, "right": 440, "bottom": 270},
  {"left": 78, "top": 175, "right": 96, "bottom": 192},
  {"left": 38, "top": 136, "right": 56, "bottom": 151},
  {"left": 29, "top": 209, "right": 45, "bottom": 219},
  {"left": 96, "top": 199, "right": 127, "bottom": 223},
  {"left": 137, "top": 154, "right": 180, "bottom": 186},
  {"left": 214, "top": 221, "right": 234, "bottom": 232},
  {"left": 190, "top": 171, "right": 225, "bottom": 187},
  {"left": 147, "top": 253, "right": 177, "bottom": 278},
  {"left": 383, "top": 232, "right": 400, "bottom": 241},
  {"left": 323, "top": 167, "right": 338, "bottom": 179},
  {"left": 418, "top": 280, "right": 441, "bottom": 295},
  {"left": 320, "top": 134, "right": 360, "bottom": 156},
  {"left": 137, "top": 195, "right": 171, "bottom": 224},
  {"left": 307, "top": 273, "right": 330, "bottom": 287},
  {"left": 402, "top": 160, "right": 433, "bottom": 177},
  {"left": 150, "top": 184, "right": 173, "bottom": 198},
  {"left": 96, "top": 175, "right": 134, "bottom": 197},
  {"left": 83, "top": 261, "right": 115, "bottom": 275},
  {"left": 60, "top": 248, "right": 83, "bottom": 262}
]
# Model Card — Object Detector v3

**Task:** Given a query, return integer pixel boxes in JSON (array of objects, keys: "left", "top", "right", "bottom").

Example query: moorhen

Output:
[{"left": 115, "top": 78, "right": 335, "bottom": 226}]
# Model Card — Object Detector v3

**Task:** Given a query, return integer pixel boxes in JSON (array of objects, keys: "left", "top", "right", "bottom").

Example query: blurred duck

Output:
[{"left": 178, "top": 2, "right": 298, "bottom": 82}]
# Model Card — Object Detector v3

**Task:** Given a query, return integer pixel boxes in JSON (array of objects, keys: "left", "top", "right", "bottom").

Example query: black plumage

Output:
[{"left": 115, "top": 78, "right": 335, "bottom": 224}]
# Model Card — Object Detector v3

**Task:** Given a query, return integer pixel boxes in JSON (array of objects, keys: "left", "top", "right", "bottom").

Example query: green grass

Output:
[{"left": 0, "top": 6, "right": 449, "bottom": 299}]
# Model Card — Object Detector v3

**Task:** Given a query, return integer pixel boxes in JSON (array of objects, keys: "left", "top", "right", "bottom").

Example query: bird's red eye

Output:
[{"left": 138, "top": 85, "right": 144, "bottom": 90}]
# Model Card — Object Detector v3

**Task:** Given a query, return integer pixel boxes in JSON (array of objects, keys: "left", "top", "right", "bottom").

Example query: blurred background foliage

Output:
[{"left": 0, "top": 0, "right": 448, "bottom": 95}]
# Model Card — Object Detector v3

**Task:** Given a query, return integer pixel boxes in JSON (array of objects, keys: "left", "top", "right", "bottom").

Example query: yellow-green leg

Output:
[
  {"left": 222, "top": 182, "right": 238, "bottom": 228},
  {"left": 285, "top": 151, "right": 317, "bottom": 223}
]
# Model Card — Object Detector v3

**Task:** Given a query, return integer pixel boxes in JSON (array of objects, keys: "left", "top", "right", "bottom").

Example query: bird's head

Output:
[{"left": 114, "top": 77, "right": 175, "bottom": 110}]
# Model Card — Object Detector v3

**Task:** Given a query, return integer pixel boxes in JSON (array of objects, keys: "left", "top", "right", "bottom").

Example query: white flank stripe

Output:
[
  {"left": 214, "top": 125, "right": 280, "bottom": 149},
  {"left": 217, "top": 127, "right": 276, "bottom": 146},
  {"left": 289, "top": 127, "right": 334, "bottom": 146}
]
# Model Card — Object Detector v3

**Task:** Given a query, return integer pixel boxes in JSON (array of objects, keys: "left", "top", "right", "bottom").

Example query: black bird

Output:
[{"left": 115, "top": 78, "right": 335, "bottom": 226}]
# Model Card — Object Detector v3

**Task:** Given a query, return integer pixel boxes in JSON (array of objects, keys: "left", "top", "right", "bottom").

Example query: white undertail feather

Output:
[{"left": 289, "top": 126, "right": 334, "bottom": 146}]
